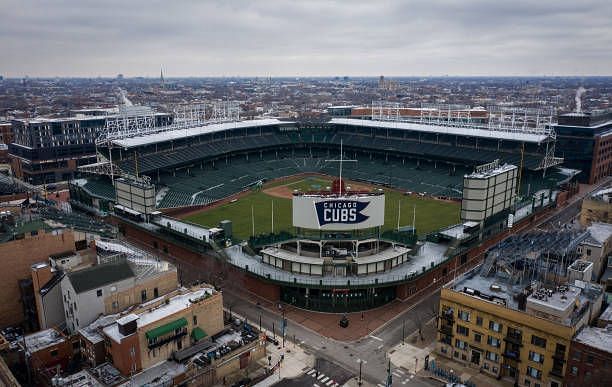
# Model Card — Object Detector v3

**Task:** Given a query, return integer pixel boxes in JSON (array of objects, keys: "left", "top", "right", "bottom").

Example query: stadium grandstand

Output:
[{"left": 74, "top": 102, "right": 570, "bottom": 210}]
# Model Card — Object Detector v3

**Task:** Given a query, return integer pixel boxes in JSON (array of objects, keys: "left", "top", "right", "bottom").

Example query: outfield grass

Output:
[{"left": 185, "top": 187, "right": 460, "bottom": 240}]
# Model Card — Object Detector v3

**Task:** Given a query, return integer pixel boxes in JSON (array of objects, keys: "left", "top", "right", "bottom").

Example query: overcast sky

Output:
[{"left": 1, "top": 0, "right": 611, "bottom": 77}]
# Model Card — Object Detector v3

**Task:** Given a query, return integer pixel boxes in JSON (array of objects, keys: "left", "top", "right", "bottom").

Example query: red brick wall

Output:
[
  {"left": 565, "top": 339, "right": 612, "bottom": 387},
  {"left": 108, "top": 333, "right": 141, "bottom": 376}
]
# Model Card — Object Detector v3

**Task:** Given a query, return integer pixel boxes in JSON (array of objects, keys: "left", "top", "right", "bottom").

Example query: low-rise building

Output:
[
  {"left": 565, "top": 326, "right": 612, "bottom": 387},
  {"left": 0, "top": 221, "right": 76, "bottom": 328},
  {"left": 437, "top": 265, "right": 603, "bottom": 387},
  {"left": 78, "top": 313, "right": 120, "bottom": 368},
  {"left": 59, "top": 252, "right": 178, "bottom": 334},
  {"left": 580, "top": 187, "right": 612, "bottom": 226},
  {"left": 20, "top": 328, "right": 79, "bottom": 378},
  {"left": 578, "top": 222, "right": 612, "bottom": 281},
  {"left": 102, "top": 286, "right": 224, "bottom": 376},
  {"left": 31, "top": 262, "right": 65, "bottom": 330}
]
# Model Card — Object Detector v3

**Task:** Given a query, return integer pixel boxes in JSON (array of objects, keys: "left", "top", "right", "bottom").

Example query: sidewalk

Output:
[{"left": 251, "top": 326, "right": 315, "bottom": 386}]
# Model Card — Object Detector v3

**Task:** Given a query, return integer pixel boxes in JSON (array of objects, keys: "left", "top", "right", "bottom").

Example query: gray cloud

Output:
[{"left": 0, "top": 0, "right": 610, "bottom": 77}]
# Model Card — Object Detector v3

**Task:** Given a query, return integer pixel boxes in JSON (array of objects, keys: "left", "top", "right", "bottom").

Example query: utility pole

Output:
[{"left": 402, "top": 320, "right": 405, "bottom": 345}]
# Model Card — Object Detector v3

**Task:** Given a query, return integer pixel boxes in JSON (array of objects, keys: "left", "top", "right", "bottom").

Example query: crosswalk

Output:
[
  {"left": 377, "top": 367, "right": 416, "bottom": 386},
  {"left": 305, "top": 368, "right": 340, "bottom": 387}
]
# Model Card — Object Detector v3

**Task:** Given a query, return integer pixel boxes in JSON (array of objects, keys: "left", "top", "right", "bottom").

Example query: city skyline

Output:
[{"left": 1, "top": 0, "right": 611, "bottom": 78}]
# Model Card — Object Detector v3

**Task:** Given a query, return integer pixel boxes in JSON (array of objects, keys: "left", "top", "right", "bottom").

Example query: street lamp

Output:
[{"left": 357, "top": 358, "right": 367, "bottom": 386}]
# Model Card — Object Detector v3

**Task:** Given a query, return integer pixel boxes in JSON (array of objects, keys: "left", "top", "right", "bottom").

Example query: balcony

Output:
[
  {"left": 438, "top": 325, "right": 453, "bottom": 336},
  {"left": 504, "top": 333, "right": 523, "bottom": 346},
  {"left": 147, "top": 328, "right": 187, "bottom": 350},
  {"left": 552, "top": 351, "right": 566, "bottom": 362},
  {"left": 502, "top": 350, "right": 521, "bottom": 361},
  {"left": 549, "top": 368, "right": 564, "bottom": 378}
]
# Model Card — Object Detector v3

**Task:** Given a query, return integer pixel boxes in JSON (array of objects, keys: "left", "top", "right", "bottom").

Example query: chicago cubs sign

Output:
[{"left": 293, "top": 194, "right": 385, "bottom": 230}]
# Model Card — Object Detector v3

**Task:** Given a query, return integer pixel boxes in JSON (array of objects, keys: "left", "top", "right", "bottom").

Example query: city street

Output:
[{"left": 223, "top": 287, "right": 441, "bottom": 386}]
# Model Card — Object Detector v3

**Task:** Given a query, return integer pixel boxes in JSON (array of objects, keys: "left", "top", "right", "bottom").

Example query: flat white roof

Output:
[
  {"left": 331, "top": 118, "right": 549, "bottom": 143},
  {"left": 103, "top": 288, "right": 214, "bottom": 343},
  {"left": 24, "top": 328, "right": 65, "bottom": 354},
  {"left": 112, "top": 119, "right": 287, "bottom": 148}
]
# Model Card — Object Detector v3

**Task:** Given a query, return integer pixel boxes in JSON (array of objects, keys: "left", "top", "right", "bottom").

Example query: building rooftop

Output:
[
  {"left": 55, "top": 370, "right": 104, "bottom": 387},
  {"left": 448, "top": 265, "right": 603, "bottom": 326},
  {"left": 112, "top": 118, "right": 287, "bottom": 148},
  {"left": 600, "top": 304, "right": 612, "bottom": 323},
  {"left": 331, "top": 117, "right": 549, "bottom": 143},
  {"left": 465, "top": 163, "right": 517, "bottom": 179},
  {"left": 67, "top": 261, "right": 135, "bottom": 293},
  {"left": 79, "top": 313, "right": 121, "bottom": 345},
  {"left": 574, "top": 326, "right": 612, "bottom": 354},
  {"left": 23, "top": 328, "right": 65, "bottom": 354},
  {"left": 118, "top": 360, "right": 185, "bottom": 387},
  {"left": 103, "top": 287, "right": 215, "bottom": 343},
  {"left": 584, "top": 222, "right": 612, "bottom": 246}
]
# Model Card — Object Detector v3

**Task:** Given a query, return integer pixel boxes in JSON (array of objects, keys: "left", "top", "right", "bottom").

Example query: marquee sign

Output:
[{"left": 293, "top": 194, "right": 385, "bottom": 230}]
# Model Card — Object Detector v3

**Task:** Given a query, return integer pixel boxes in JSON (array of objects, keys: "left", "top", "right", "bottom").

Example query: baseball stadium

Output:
[{"left": 71, "top": 103, "right": 577, "bottom": 312}]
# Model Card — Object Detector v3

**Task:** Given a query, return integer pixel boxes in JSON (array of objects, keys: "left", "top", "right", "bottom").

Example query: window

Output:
[
  {"left": 50, "top": 349, "right": 58, "bottom": 357},
  {"left": 141, "top": 289, "right": 147, "bottom": 302},
  {"left": 456, "top": 325, "right": 469, "bottom": 336},
  {"left": 525, "top": 380, "right": 531, "bottom": 386},
  {"left": 96, "top": 289, "right": 103, "bottom": 297},
  {"left": 193, "top": 315, "right": 197, "bottom": 325},
  {"left": 586, "top": 249, "right": 592, "bottom": 256},
  {"left": 486, "top": 351, "right": 499, "bottom": 362},
  {"left": 527, "top": 366, "right": 542, "bottom": 379},
  {"left": 488, "top": 321, "right": 502, "bottom": 332},
  {"left": 458, "top": 310, "right": 471, "bottom": 322},
  {"left": 72, "top": 341, "right": 80, "bottom": 350},
  {"left": 154, "top": 287, "right": 159, "bottom": 298},
  {"left": 455, "top": 339, "right": 467, "bottom": 350},
  {"left": 572, "top": 350, "right": 582, "bottom": 361},
  {"left": 474, "top": 333, "right": 482, "bottom": 343},
  {"left": 529, "top": 351, "right": 544, "bottom": 364},
  {"left": 570, "top": 366, "right": 578, "bottom": 376},
  {"left": 487, "top": 336, "right": 500, "bottom": 348},
  {"left": 476, "top": 316, "right": 483, "bottom": 326},
  {"left": 531, "top": 335, "right": 547, "bottom": 348},
  {"left": 586, "top": 354, "right": 594, "bottom": 364}
]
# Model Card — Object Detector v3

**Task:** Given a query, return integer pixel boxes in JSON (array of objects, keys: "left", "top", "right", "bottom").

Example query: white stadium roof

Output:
[
  {"left": 331, "top": 118, "right": 550, "bottom": 143},
  {"left": 112, "top": 118, "right": 288, "bottom": 148}
]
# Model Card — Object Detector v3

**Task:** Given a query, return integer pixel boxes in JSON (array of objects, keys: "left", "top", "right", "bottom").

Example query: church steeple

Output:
[{"left": 160, "top": 66, "right": 165, "bottom": 87}]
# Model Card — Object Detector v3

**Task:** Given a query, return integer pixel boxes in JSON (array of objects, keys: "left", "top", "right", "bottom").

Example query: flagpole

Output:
[
  {"left": 412, "top": 205, "right": 416, "bottom": 235},
  {"left": 339, "top": 139, "right": 343, "bottom": 196}
]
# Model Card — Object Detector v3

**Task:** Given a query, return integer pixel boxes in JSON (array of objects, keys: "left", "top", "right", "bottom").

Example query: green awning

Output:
[
  {"left": 191, "top": 327, "right": 207, "bottom": 341},
  {"left": 145, "top": 317, "right": 187, "bottom": 340}
]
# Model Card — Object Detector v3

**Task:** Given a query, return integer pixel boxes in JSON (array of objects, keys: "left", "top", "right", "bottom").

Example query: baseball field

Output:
[{"left": 184, "top": 176, "right": 460, "bottom": 240}]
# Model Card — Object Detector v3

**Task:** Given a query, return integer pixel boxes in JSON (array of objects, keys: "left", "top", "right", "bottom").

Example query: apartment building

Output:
[
  {"left": 102, "top": 286, "right": 224, "bottom": 376},
  {"left": 437, "top": 266, "right": 603, "bottom": 387},
  {"left": 565, "top": 326, "right": 612, "bottom": 386},
  {"left": 580, "top": 187, "right": 612, "bottom": 226},
  {"left": 60, "top": 257, "right": 178, "bottom": 334}
]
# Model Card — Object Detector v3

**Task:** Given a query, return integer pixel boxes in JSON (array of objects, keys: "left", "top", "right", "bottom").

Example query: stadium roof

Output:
[
  {"left": 331, "top": 118, "right": 550, "bottom": 143},
  {"left": 112, "top": 118, "right": 289, "bottom": 149}
]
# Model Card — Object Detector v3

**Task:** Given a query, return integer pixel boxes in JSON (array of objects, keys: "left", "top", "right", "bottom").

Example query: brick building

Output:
[
  {"left": 0, "top": 222, "right": 76, "bottom": 328},
  {"left": 102, "top": 286, "right": 224, "bottom": 376},
  {"left": 580, "top": 187, "right": 612, "bottom": 226},
  {"left": 565, "top": 326, "right": 612, "bottom": 387}
]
